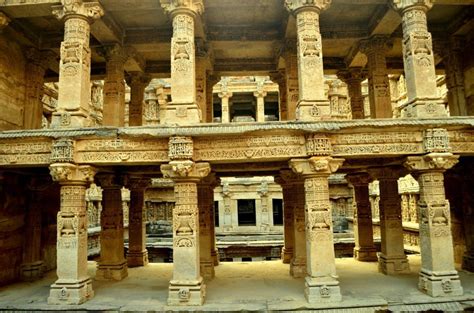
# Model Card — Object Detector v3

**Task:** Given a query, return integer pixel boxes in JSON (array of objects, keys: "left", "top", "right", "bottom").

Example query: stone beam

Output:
[
  {"left": 90, "top": 13, "right": 125, "bottom": 45},
  {"left": 0, "top": 1, "right": 60, "bottom": 18}
]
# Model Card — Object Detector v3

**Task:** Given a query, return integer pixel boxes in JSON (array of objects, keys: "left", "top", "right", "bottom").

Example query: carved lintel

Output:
[
  {"left": 290, "top": 156, "right": 344, "bottom": 177},
  {"left": 161, "top": 161, "right": 210, "bottom": 180},
  {"left": 285, "top": 0, "right": 332, "bottom": 14},
  {"left": 404, "top": 153, "right": 459, "bottom": 173},
  {"left": 50, "top": 163, "right": 96, "bottom": 183},
  {"left": 52, "top": 0, "right": 104, "bottom": 22}
]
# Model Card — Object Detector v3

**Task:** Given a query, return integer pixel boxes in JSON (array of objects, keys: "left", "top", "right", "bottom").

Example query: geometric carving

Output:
[
  {"left": 51, "top": 138, "right": 75, "bottom": 163},
  {"left": 423, "top": 128, "right": 450, "bottom": 153},
  {"left": 305, "top": 134, "right": 332, "bottom": 156},
  {"left": 169, "top": 136, "right": 194, "bottom": 160}
]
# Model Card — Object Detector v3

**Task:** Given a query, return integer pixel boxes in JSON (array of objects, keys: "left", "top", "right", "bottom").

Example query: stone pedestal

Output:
[
  {"left": 359, "top": 36, "right": 393, "bottom": 119},
  {"left": 346, "top": 173, "right": 377, "bottom": 262},
  {"left": 161, "top": 160, "right": 211, "bottom": 306},
  {"left": 51, "top": 1, "right": 104, "bottom": 128},
  {"left": 290, "top": 157, "right": 345, "bottom": 303},
  {"left": 48, "top": 164, "right": 96, "bottom": 305},
  {"left": 127, "top": 72, "right": 151, "bottom": 126},
  {"left": 392, "top": 0, "right": 447, "bottom": 118},
  {"left": 337, "top": 68, "right": 367, "bottom": 119},
  {"left": 370, "top": 167, "right": 410, "bottom": 275},
  {"left": 160, "top": 1, "right": 204, "bottom": 125},
  {"left": 286, "top": 1, "right": 331, "bottom": 121},
  {"left": 96, "top": 174, "right": 128, "bottom": 281},
  {"left": 127, "top": 177, "right": 150, "bottom": 267},
  {"left": 405, "top": 153, "right": 463, "bottom": 297}
]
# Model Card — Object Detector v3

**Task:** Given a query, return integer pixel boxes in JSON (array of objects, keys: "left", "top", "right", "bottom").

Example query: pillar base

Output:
[
  {"left": 20, "top": 261, "right": 44, "bottom": 282},
  {"left": 168, "top": 278, "right": 205, "bottom": 306},
  {"left": 281, "top": 247, "right": 293, "bottom": 264},
  {"left": 400, "top": 98, "right": 447, "bottom": 118},
  {"left": 290, "top": 259, "right": 306, "bottom": 278},
  {"left": 161, "top": 103, "right": 201, "bottom": 125},
  {"left": 96, "top": 261, "right": 128, "bottom": 281},
  {"left": 51, "top": 111, "right": 90, "bottom": 128},
  {"left": 304, "top": 276, "right": 342, "bottom": 303},
  {"left": 200, "top": 260, "right": 215, "bottom": 280},
  {"left": 378, "top": 253, "right": 410, "bottom": 275},
  {"left": 211, "top": 249, "right": 219, "bottom": 266},
  {"left": 296, "top": 100, "right": 331, "bottom": 121},
  {"left": 127, "top": 250, "right": 149, "bottom": 268},
  {"left": 48, "top": 277, "right": 94, "bottom": 305},
  {"left": 354, "top": 247, "right": 378, "bottom": 262},
  {"left": 462, "top": 254, "right": 474, "bottom": 272},
  {"left": 418, "top": 269, "right": 463, "bottom": 297}
]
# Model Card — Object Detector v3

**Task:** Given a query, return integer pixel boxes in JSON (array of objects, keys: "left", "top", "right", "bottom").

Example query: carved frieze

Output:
[
  {"left": 51, "top": 138, "right": 75, "bottom": 163},
  {"left": 423, "top": 128, "right": 450, "bottom": 153},
  {"left": 0, "top": 140, "right": 52, "bottom": 166},
  {"left": 169, "top": 136, "right": 193, "bottom": 160}
]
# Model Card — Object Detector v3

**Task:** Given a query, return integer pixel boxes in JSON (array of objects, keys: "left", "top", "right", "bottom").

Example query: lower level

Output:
[{"left": 1, "top": 255, "right": 473, "bottom": 312}]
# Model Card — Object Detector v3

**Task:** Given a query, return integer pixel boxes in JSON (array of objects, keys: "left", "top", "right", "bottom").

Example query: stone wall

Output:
[{"left": 0, "top": 34, "right": 26, "bottom": 130}]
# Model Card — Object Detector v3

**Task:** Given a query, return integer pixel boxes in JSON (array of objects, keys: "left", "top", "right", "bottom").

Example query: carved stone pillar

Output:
[
  {"left": 392, "top": 0, "right": 447, "bottom": 117},
  {"left": 290, "top": 156, "right": 344, "bottom": 303},
  {"left": 126, "top": 177, "right": 150, "bottom": 267},
  {"left": 198, "top": 174, "right": 217, "bottom": 280},
  {"left": 346, "top": 173, "right": 377, "bottom": 262},
  {"left": 206, "top": 74, "right": 219, "bottom": 123},
  {"left": 254, "top": 88, "right": 267, "bottom": 123},
  {"left": 275, "top": 171, "right": 295, "bottom": 264},
  {"left": 359, "top": 36, "right": 393, "bottom": 119},
  {"left": 20, "top": 176, "right": 52, "bottom": 281},
  {"left": 438, "top": 38, "right": 467, "bottom": 116},
  {"left": 51, "top": 0, "right": 103, "bottom": 128},
  {"left": 96, "top": 173, "right": 127, "bottom": 281},
  {"left": 369, "top": 167, "right": 410, "bottom": 275},
  {"left": 24, "top": 49, "right": 53, "bottom": 129},
  {"left": 161, "top": 160, "right": 210, "bottom": 306},
  {"left": 48, "top": 163, "right": 96, "bottom": 305},
  {"left": 291, "top": 179, "right": 307, "bottom": 277},
  {"left": 218, "top": 90, "right": 232, "bottom": 123},
  {"left": 405, "top": 153, "right": 463, "bottom": 297},
  {"left": 270, "top": 70, "right": 288, "bottom": 121},
  {"left": 160, "top": 0, "right": 204, "bottom": 125},
  {"left": 102, "top": 44, "right": 128, "bottom": 127},
  {"left": 283, "top": 40, "right": 299, "bottom": 121},
  {"left": 127, "top": 72, "right": 151, "bottom": 126},
  {"left": 337, "top": 68, "right": 367, "bottom": 119},
  {"left": 285, "top": 0, "right": 331, "bottom": 121},
  {"left": 196, "top": 39, "right": 210, "bottom": 122}
]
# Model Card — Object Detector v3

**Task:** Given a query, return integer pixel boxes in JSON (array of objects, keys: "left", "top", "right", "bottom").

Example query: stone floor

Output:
[{"left": 1, "top": 255, "right": 474, "bottom": 312}]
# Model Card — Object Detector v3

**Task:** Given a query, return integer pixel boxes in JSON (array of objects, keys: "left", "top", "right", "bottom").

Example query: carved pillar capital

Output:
[
  {"left": 160, "top": 0, "right": 204, "bottom": 18},
  {"left": 253, "top": 90, "right": 268, "bottom": 98},
  {"left": 0, "top": 12, "right": 10, "bottom": 30},
  {"left": 368, "top": 166, "right": 407, "bottom": 181},
  {"left": 96, "top": 173, "right": 126, "bottom": 189},
  {"left": 285, "top": 0, "right": 332, "bottom": 14},
  {"left": 404, "top": 153, "right": 459, "bottom": 173},
  {"left": 161, "top": 161, "right": 211, "bottom": 181},
  {"left": 125, "top": 176, "right": 151, "bottom": 191},
  {"left": 275, "top": 169, "right": 301, "bottom": 187},
  {"left": 337, "top": 67, "right": 367, "bottom": 84},
  {"left": 359, "top": 36, "right": 393, "bottom": 56},
  {"left": 52, "top": 0, "right": 104, "bottom": 22},
  {"left": 346, "top": 173, "right": 372, "bottom": 187},
  {"left": 49, "top": 163, "right": 96, "bottom": 184},
  {"left": 391, "top": 0, "right": 434, "bottom": 14},
  {"left": 290, "top": 156, "right": 344, "bottom": 177},
  {"left": 126, "top": 71, "right": 152, "bottom": 88},
  {"left": 218, "top": 91, "right": 233, "bottom": 99}
]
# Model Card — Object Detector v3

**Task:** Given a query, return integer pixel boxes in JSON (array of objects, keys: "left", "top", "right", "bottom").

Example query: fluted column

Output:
[
  {"left": 369, "top": 167, "right": 410, "bottom": 275},
  {"left": 285, "top": 0, "right": 331, "bottom": 121},
  {"left": 126, "top": 177, "right": 150, "bottom": 267},
  {"left": 51, "top": 0, "right": 103, "bottom": 128},
  {"left": 337, "top": 68, "right": 367, "bottom": 119},
  {"left": 218, "top": 91, "right": 232, "bottom": 123},
  {"left": 198, "top": 173, "right": 217, "bottom": 280},
  {"left": 20, "top": 176, "right": 52, "bottom": 281},
  {"left": 161, "top": 160, "right": 210, "bottom": 305},
  {"left": 405, "top": 153, "right": 463, "bottom": 296},
  {"left": 160, "top": 0, "right": 204, "bottom": 125},
  {"left": 359, "top": 36, "right": 393, "bottom": 118},
  {"left": 290, "top": 156, "right": 344, "bottom": 303},
  {"left": 392, "top": 0, "right": 447, "bottom": 117},
  {"left": 96, "top": 173, "right": 128, "bottom": 281},
  {"left": 346, "top": 173, "right": 377, "bottom": 261},
  {"left": 127, "top": 72, "right": 151, "bottom": 126},
  {"left": 102, "top": 44, "right": 128, "bottom": 126},
  {"left": 48, "top": 164, "right": 96, "bottom": 305}
]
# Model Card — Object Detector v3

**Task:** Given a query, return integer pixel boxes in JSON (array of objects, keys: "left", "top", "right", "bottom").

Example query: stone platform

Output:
[{"left": 1, "top": 255, "right": 473, "bottom": 312}]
